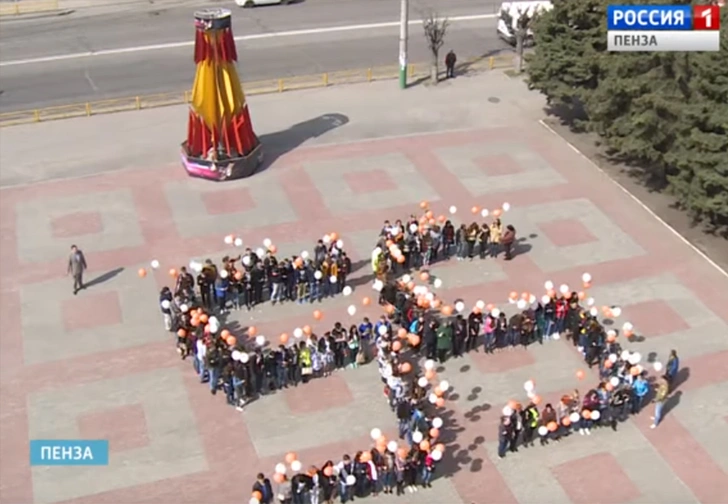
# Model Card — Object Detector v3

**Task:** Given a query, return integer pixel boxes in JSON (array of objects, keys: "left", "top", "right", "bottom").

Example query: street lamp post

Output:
[{"left": 398, "top": 0, "right": 409, "bottom": 89}]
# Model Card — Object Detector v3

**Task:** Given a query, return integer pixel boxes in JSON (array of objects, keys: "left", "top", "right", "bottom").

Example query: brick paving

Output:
[{"left": 1, "top": 77, "right": 728, "bottom": 504}]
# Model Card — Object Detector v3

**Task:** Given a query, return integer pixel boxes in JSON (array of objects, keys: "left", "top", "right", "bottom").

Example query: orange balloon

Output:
[
  {"left": 486, "top": 303, "right": 495, "bottom": 312},
  {"left": 360, "top": 451, "right": 372, "bottom": 462},
  {"left": 396, "top": 255, "right": 405, "bottom": 264},
  {"left": 577, "top": 291, "right": 586, "bottom": 300},
  {"left": 280, "top": 333, "right": 289, "bottom": 344},
  {"left": 420, "top": 200, "right": 429, "bottom": 209},
  {"left": 561, "top": 417, "right": 571, "bottom": 427},
  {"left": 234, "top": 271, "right": 243, "bottom": 281},
  {"left": 303, "top": 325, "right": 313, "bottom": 336},
  {"left": 419, "top": 440, "right": 430, "bottom": 451},
  {"left": 362, "top": 297, "right": 371, "bottom": 306},
  {"left": 492, "top": 209, "right": 502, "bottom": 217},
  {"left": 471, "top": 206, "right": 480, "bottom": 214},
  {"left": 420, "top": 272, "right": 430, "bottom": 281},
  {"left": 582, "top": 410, "right": 591, "bottom": 420},
  {"left": 521, "top": 292, "right": 530, "bottom": 300},
  {"left": 630, "top": 366, "right": 640, "bottom": 376},
  {"left": 408, "top": 334, "right": 421, "bottom": 346},
  {"left": 177, "top": 328, "right": 187, "bottom": 337},
  {"left": 225, "top": 335, "right": 236, "bottom": 346},
  {"left": 397, "top": 328, "right": 407, "bottom": 339},
  {"left": 269, "top": 245, "right": 277, "bottom": 254},
  {"left": 285, "top": 452, "right": 297, "bottom": 464},
  {"left": 547, "top": 421, "right": 558, "bottom": 432},
  {"left": 199, "top": 313, "right": 209, "bottom": 324},
  {"left": 248, "top": 326, "right": 257, "bottom": 337},
  {"left": 604, "top": 359, "right": 614, "bottom": 369},
  {"left": 273, "top": 473, "right": 285, "bottom": 484},
  {"left": 294, "top": 257, "right": 303, "bottom": 268},
  {"left": 169, "top": 268, "right": 177, "bottom": 277},
  {"left": 437, "top": 215, "right": 446, "bottom": 223},
  {"left": 376, "top": 435, "right": 387, "bottom": 446},
  {"left": 392, "top": 341, "right": 402, "bottom": 352},
  {"left": 190, "top": 317, "right": 200, "bottom": 327},
  {"left": 399, "top": 362, "right": 412, "bottom": 374},
  {"left": 429, "top": 428, "right": 440, "bottom": 438},
  {"left": 532, "top": 395, "right": 542, "bottom": 405},
  {"left": 313, "top": 310, "right": 323, "bottom": 321},
  {"left": 385, "top": 304, "right": 396, "bottom": 315},
  {"left": 606, "top": 333, "right": 616, "bottom": 343},
  {"left": 425, "top": 210, "right": 434, "bottom": 219},
  {"left": 434, "top": 443, "right": 445, "bottom": 453},
  {"left": 507, "top": 399, "right": 519, "bottom": 410},
  {"left": 425, "top": 369, "right": 436, "bottom": 380},
  {"left": 323, "top": 466, "right": 334, "bottom": 477},
  {"left": 385, "top": 239, "right": 394, "bottom": 248},
  {"left": 138, "top": 268, "right": 147, "bottom": 278},
  {"left": 330, "top": 232, "right": 339, "bottom": 241},
  {"left": 220, "top": 329, "right": 231, "bottom": 339},
  {"left": 435, "top": 397, "right": 445, "bottom": 408},
  {"left": 434, "top": 386, "right": 444, "bottom": 397},
  {"left": 509, "top": 291, "right": 518, "bottom": 300},
  {"left": 583, "top": 281, "right": 592, "bottom": 289},
  {"left": 252, "top": 491, "right": 263, "bottom": 501},
  {"left": 605, "top": 382, "right": 615, "bottom": 392},
  {"left": 441, "top": 305, "right": 453, "bottom": 316},
  {"left": 576, "top": 369, "right": 585, "bottom": 380}
]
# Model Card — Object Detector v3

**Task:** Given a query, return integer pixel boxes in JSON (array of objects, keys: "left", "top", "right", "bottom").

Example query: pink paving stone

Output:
[
  {"left": 539, "top": 218, "right": 598, "bottom": 247},
  {"left": 552, "top": 452, "right": 642, "bottom": 504},
  {"left": 200, "top": 188, "right": 256, "bottom": 215},
  {"left": 77, "top": 404, "right": 150, "bottom": 452},
  {"left": 620, "top": 300, "right": 690, "bottom": 337},
  {"left": 50, "top": 211, "right": 104, "bottom": 239},
  {"left": 342, "top": 169, "right": 398, "bottom": 194},
  {"left": 470, "top": 349, "right": 536, "bottom": 374},
  {"left": 474, "top": 154, "right": 525, "bottom": 176},
  {"left": 61, "top": 291, "right": 123, "bottom": 331},
  {"left": 283, "top": 374, "right": 354, "bottom": 414}
]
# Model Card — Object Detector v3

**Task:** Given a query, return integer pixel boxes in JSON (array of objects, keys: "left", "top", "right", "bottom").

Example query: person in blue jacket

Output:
[{"left": 631, "top": 373, "right": 650, "bottom": 415}]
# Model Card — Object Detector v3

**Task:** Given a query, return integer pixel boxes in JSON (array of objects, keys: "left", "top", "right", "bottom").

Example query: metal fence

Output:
[{"left": 0, "top": 56, "right": 514, "bottom": 127}]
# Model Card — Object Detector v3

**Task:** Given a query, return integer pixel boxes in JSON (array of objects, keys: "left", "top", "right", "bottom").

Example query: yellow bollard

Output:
[
  {"left": 135, "top": 96, "right": 142, "bottom": 110},
  {"left": 489, "top": 56, "right": 494, "bottom": 70},
  {"left": 408, "top": 64, "right": 415, "bottom": 77},
  {"left": 33, "top": 110, "right": 41, "bottom": 122},
  {"left": 367, "top": 68, "right": 372, "bottom": 82},
  {"left": 85, "top": 103, "right": 92, "bottom": 116},
  {"left": 323, "top": 73, "right": 329, "bottom": 87},
  {"left": 278, "top": 79, "right": 284, "bottom": 93},
  {"left": 14, "top": 3, "right": 20, "bottom": 15}
]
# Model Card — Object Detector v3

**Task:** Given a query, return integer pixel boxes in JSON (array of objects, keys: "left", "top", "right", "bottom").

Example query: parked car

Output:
[{"left": 235, "top": 0, "right": 291, "bottom": 7}]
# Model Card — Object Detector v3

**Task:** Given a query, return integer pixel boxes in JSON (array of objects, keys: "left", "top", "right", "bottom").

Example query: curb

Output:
[{"left": 0, "top": 8, "right": 73, "bottom": 20}]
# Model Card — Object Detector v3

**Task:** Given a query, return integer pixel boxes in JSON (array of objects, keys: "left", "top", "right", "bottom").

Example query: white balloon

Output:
[
  {"left": 425, "top": 292, "right": 435, "bottom": 302},
  {"left": 581, "top": 273, "right": 592, "bottom": 283},
  {"left": 621, "top": 350, "right": 631, "bottom": 361},
  {"left": 250, "top": 498, "right": 260, "bottom": 504},
  {"left": 373, "top": 247, "right": 382, "bottom": 256},
  {"left": 609, "top": 353, "right": 618, "bottom": 363},
  {"left": 347, "top": 305, "right": 357, "bottom": 316},
  {"left": 476, "top": 300, "right": 485, "bottom": 310},
  {"left": 342, "top": 286, "right": 353, "bottom": 296},
  {"left": 439, "top": 380, "right": 450, "bottom": 392},
  {"left": 523, "top": 380, "right": 535, "bottom": 392},
  {"left": 150, "top": 259, "right": 160, "bottom": 269},
  {"left": 417, "top": 377, "right": 428, "bottom": 387},
  {"left": 424, "top": 359, "right": 435, "bottom": 371},
  {"left": 378, "top": 325, "right": 388, "bottom": 336},
  {"left": 541, "top": 295, "right": 551, "bottom": 304},
  {"left": 431, "top": 449, "right": 443, "bottom": 461},
  {"left": 209, "top": 316, "right": 219, "bottom": 326},
  {"left": 180, "top": 304, "right": 189, "bottom": 313},
  {"left": 529, "top": 294, "right": 536, "bottom": 304},
  {"left": 480, "top": 208, "right": 489, "bottom": 218},
  {"left": 231, "top": 350, "right": 241, "bottom": 361},
  {"left": 622, "top": 322, "right": 634, "bottom": 331},
  {"left": 329, "top": 275, "right": 338, "bottom": 284},
  {"left": 455, "top": 301, "right": 465, "bottom": 313},
  {"left": 256, "top": 247, "right": 265, "bottom": 257},
  {"left": 370, "top": 428, "right": 382, "bottom": 440},
  {"left": 256, "top": 335, "right": 266, "bottom": 346},
  {"left": 590, "top": 410, "right": 601, "bottom": 421},
  {"left": 401, "top": 274, "right": 412, "bottom": 283},
  {"left": 301, "top": 250, "right": 310, "bottom": 259},
  {"left": 628, "top": 352, "right": 642, "bottom": 365},
  {"left": 544, "top": 280, "right": 554, "bottom": 290},
  {"left": 433, "top": 278, "right": 443, "bottom": 289},
  {"left": 538, "top": 426, "right": 548, "bottom": 436},
  {"left": 336, "top": 239, "right": 344, "bottom": 249},
  {"left": 291, "top": 460, "right": 302, "bottom": 472},
  {"left": 161, "top": 300, "right": 171, "bottom": 309},
  {"left": 589, "top": 307, "right": 598, "bottom": 317},
  {"left": 552, "top": 333, "right": 561, "bottom": 340},
  {"left": 653, "top": 362, "right": 663, "bottom": 372},
  {"left": 345, "top": 475, "right": 356, "bottom": 486},
  {"left": 432, "top": 417, "right": 443, "bottom": 429},
  {"left": 242, "top": 255, "right": 251, "bottom": 266},
  {"left": 502, "top": 406, "right": 513, "bottom": 416},
  {"left": 293, "top": 327, "right": 303, "bottom": 338},
  {"left": 611, "top": 307, "right": 622, "bottom": 318},
  {"left": 516, "top": 299, "right": 527, "bottom": 310},
  {"left": 412, "top": 431, "right": 423, "bottom": 443},
  {"left": 409, "top": 223, "right": 418, "bottom": 233},
  {"left": 586, "top": 297, "right": 595, "bottom": 307},
  {"left": 275, "top": 463, "right": 287, "bottom": 474},
  {"left": 240, "top": 352, "right": 250, "bottom": 363},
  {"left": 449, "top": 205, "right": 457, "bottom": 214},
  {"left": 234, "top": 237, "right": 243, "bottom": 247},
  {"left": 491, "top": 308, "right": 501, "bottom": 317},
  {"left": 323, "top": 234, "right": 332, "bottom": 244},
  {"left": 609, "top": 376, "right": 620, "bottom": 387},
  {"left": 428, "top": 393, "right": 438, "bottom": 404},
  {"left": 387, "top": 441, "right": 398, "bottom": 453},
  {"left": 569, "top": 412, "right": 580, "bottom": 423},
  {"left": 220, "top": 270, "right": 229, "bottom": 279},
  {"left": 224, "top": 234, "right": 234, "bottom": 245},
  {"left": 502, "top": 202, "right": 511, "bottom": 212},
  {"left": 373, "top": 279, "right": 384, "bottom": 292},
  {"left": 559, "top": 284, "right": 570, "bottom": 295},
  {"left": 314, "top": 271, "right": 323, "bottom": 280},
  {"left": 607, "top": 329, "right": 617, "bottom": 338}
]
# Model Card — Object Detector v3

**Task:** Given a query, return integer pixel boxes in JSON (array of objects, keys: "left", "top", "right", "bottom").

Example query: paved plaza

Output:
[{"left": 1, "top": 73, "right": 727, "bottom": 504}]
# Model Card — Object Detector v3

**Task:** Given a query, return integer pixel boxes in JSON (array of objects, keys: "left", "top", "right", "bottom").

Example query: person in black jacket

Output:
[
  {"left": 252, "top": 473, "right": 274, "bottom": 504},
  {"left": 445, "top": 49, "right": 457, "bottom": 78}
]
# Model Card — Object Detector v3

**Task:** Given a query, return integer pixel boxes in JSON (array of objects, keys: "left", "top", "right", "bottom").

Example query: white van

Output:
[
  {"left": 235, "top": 0, "right": 291, "bottom": 7},
  {"left": 497, "top": 1, "right": 552, "bottom": 45}
]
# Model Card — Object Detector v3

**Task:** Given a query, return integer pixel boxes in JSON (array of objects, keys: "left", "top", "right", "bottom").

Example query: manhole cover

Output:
[{"left": 488, "top": 97, "right": 501, "bottom": 103}]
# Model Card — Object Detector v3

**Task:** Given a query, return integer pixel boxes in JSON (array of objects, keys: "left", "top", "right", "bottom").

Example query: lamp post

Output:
[{"left": 398, "top": 0, "right": 409, "bottom": 89}]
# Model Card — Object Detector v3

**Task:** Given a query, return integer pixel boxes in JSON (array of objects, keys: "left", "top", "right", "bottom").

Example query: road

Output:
[{"left": 0, "top": 0, "right": 510, "bottom": 111}]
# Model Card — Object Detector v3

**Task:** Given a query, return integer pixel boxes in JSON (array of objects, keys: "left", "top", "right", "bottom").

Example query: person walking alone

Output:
[
  {"left": 67, "top": 244, "right": 88, "bottom": 295},
  {"left": 445, "top": 50, "right": 457, "bottom": 79},
  {"left": 651, "top": 377, "right": 669, "bottom": 429}
]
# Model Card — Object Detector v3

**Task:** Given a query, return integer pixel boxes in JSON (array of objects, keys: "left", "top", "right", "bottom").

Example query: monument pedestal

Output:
[{"left": 180, "top": 141, "right": 263, "bottom": 181}]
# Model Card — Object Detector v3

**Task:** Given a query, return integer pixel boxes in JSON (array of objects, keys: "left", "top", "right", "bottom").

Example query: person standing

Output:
[
  {"left": 67, "top": 245, "right": 88, "bottom": 295},
  {"left": 497, "top": 416, "right": 511, "bottom": 459},
  {"left": 665, "top": 349, "right": 680, "bottom": 388},
  {"left": 651, "top": 377, "right": 669, "bottom": 429},
  {"left": 445, "top": 50, "right": 457, "bottom": 78}
]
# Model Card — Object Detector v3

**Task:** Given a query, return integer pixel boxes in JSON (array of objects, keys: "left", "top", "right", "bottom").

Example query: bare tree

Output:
[
  {"left": 422, "top": 11, "right": 448, "bottom": 84},
  {"left": 500, "top": 7, "right": 537, "bottom": 73}
]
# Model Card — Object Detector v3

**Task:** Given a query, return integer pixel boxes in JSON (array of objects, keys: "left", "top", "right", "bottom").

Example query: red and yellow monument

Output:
[{"left": 181, "top": 8, "right": 263, "bottom": 181}]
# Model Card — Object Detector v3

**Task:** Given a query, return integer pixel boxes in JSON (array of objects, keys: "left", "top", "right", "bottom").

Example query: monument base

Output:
[{"left": 180, "top": 141, "right": 264, "bottom": 181}]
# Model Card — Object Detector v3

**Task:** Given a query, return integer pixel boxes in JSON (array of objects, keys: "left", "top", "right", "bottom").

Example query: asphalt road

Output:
[{"left": 0, "top": 0, "right": 510, "bottom": 111}]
